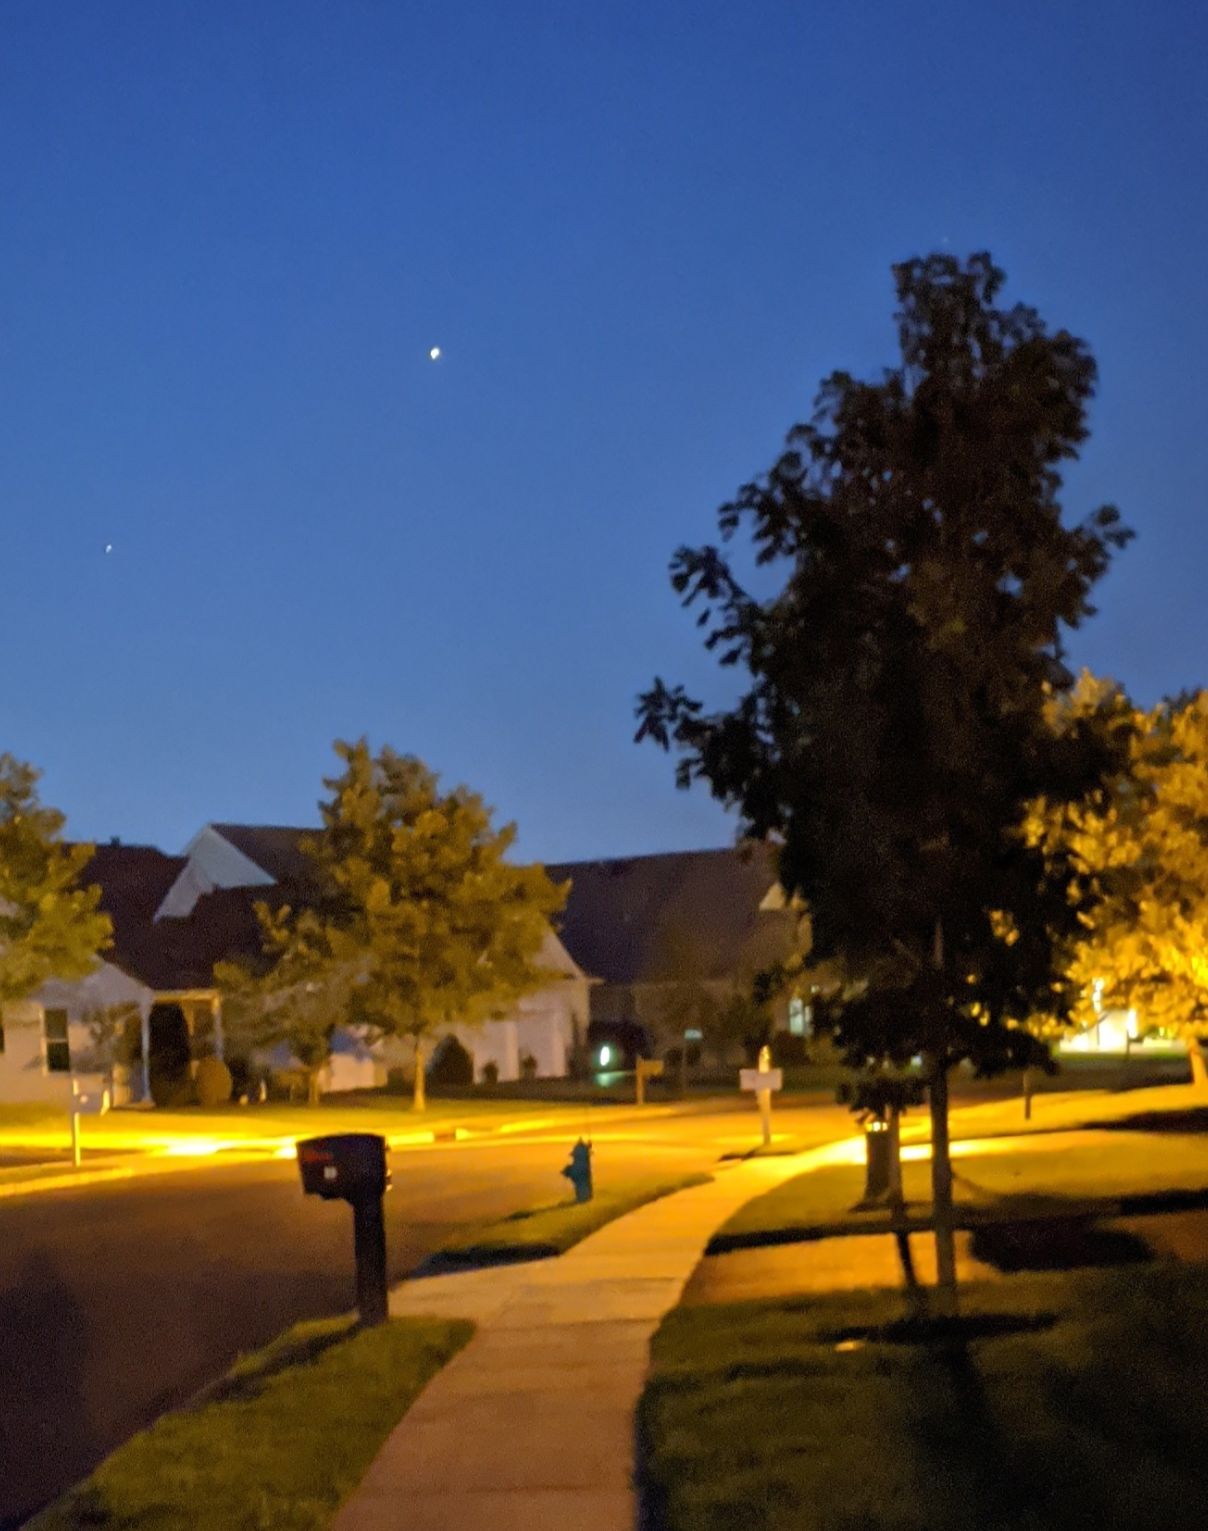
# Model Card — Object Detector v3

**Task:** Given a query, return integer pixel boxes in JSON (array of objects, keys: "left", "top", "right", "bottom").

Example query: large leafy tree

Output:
[
  {"left": 221, "top": 741, "right": 567, "bottom": 1109},
  {"left": 217, "top": 900, "right": 357, "bottom": 1106},
  {"left": 0, "top": 754, "right": 111, "bottom": 1006},
  {"left": 1030, "top": 683, "right": 1208, "bottom": 1085},
  {"left": 638, "top": 252, "right": 1131, "bottom": 1309}
]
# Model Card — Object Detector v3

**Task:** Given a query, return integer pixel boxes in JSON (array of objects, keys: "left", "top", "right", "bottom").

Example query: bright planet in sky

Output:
[
  {"left": 104, "top": 543, "right": 113, "bottom": 554},
  {"left": 428, "top": 346, "right": 441, "bottom": 360}
]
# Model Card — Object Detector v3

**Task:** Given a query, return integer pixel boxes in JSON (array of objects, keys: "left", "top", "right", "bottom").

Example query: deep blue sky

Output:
[{"left": 3, "top": 1, "right": 1205, "bottom": 861}]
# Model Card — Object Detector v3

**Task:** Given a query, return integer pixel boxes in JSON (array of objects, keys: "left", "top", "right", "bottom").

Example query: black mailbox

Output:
[
  {"left": 297, "top": 1132, "right": 391, "bottom": 1326},
  {"left": 298, "top": 1133, "right": 389, "bottom": 1202}
]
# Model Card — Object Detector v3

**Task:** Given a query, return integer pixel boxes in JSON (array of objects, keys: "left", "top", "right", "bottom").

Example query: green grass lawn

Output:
[
  {"left": 715, "top": 1129, "right": 1208, "bottom": 1250},
  {"left": 431, "top": 1172, "right": 712, "bottom": 1268},
  {"left": 27, "top": 1314, "right": 472, "bottom": 1531},
  {"left": 640, "top": 1265, "right": 1208, "bottom": 1530}
]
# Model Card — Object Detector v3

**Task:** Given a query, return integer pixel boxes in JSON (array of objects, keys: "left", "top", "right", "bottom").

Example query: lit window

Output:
[
  {"left": 789, "top": 998, "right": 811, "bottom": 1037},
  {"left": 44, "top": 1010, "right": 71, "bottom": 1073}
]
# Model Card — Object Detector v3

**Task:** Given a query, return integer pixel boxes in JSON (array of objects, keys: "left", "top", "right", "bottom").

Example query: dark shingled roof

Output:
[
  {"left": 75, "top": 844, "right": 187, "bottom": 987},
  {"left": 77, "top": 834, "right": 794, "bottom": 994},
  {"left": 140, "top": 885, "right": 292, "bottom": 989},
  {"left": 545, "top": 844, "right": 794, "bottom": 986},
  {"left": 75, "top": 843, "right": 281, "bottom": 991},
  {"left": 208, "top": 823, "right": 318, "bottom": 886}
]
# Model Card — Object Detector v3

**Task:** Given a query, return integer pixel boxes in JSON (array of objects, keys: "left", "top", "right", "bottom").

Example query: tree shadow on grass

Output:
[
  {"left": 971, "top": 1218, "right": 1153, "bottom": 1273},
  {"left": 1085, "top": 1106, "right": 1208, "bottom": 1135}
]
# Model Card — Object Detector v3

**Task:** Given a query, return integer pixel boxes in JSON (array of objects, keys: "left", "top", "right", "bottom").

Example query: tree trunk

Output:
[
  {"left": 413, "top": 1038, "right": 427, "bottom": 1112},
  {"left": 928, "top": 1055, "right": 959, "bottom": 1317},
  {"left": 307, "top": 1067, "right": 322, "bottom": 1107},
  {"left": 1190, "top": 1039, "right": 1208, "bottom": 1091},
  {"left": 887, "top": 1103, "right": 904, "bottom": 1210}
]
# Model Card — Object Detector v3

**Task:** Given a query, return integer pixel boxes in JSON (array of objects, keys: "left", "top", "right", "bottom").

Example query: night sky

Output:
[{"left": 3, "top": 2, "right": 1205, "bottom": 861}]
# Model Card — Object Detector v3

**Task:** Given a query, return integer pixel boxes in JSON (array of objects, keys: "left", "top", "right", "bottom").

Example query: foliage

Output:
[
  {"left": 653, "top": 926, "right": 776, "bottom": 1065},
  {"left": 195, "top": 1054, "right": 233, "bottom": 1107},
  {"left": 431, "top": 1172, "right": 713, "bottom": 1269},
  {"left": 26, "top": 1316, "right": 473, "bottom": 1531},
  {"left": 639, "top": 1267, "right": 1208, "bottom": 1531},
  {"left": 637, "top": 252, "right": 1131, "bottom": 1300},
  {"left": 75, "top": 1002, "right": 141, "bottom": 1076},
  {"left": 836, "top": 1069, "right": 927, "bottom": 1124},
  {"left": 219, "top": 740, "right": 567, "bottom": 1109},
  {"left": 1028, "top": 683, "right": 1208, "bottom": 1064},
  {"left": 0, "top": 754, "right": 111, "bottom": 1005},
  {"left": 217, "top": 900, "right": 351, "bottom": 1107},
  {"left": 769, "top": 1029, "right": 810, "bottom": 1067}
]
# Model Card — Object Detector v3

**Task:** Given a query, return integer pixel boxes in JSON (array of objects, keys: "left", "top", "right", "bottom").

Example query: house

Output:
[
  {"left": 545, "top": 844, "right": 807, "bottom": 1063},
  {"left": 155, "top": 823, "right": 593, "bottom": 1087},
  {"left": 0, "top": 843, "right": 225, "bottom": 1107},
  {"left": 1, "top": 830, "right": 799, "bottom": 1105}
]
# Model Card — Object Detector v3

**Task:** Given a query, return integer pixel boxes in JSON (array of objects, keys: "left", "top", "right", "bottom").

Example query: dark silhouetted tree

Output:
[{"left": 637, "top": 252, "right": 1131, "bottom": 1312}]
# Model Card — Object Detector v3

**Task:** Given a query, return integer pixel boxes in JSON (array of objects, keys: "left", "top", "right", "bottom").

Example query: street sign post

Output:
[{"left": 739, "top": 1045, "right": 783, "bottom": 1146}]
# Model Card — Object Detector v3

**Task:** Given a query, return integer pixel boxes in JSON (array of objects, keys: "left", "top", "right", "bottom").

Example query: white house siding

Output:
[
  {"left": 0, "top": 1001, "right": 73, "bottom": 1105},
  {"left": 32, "top": 962, "right": 154, "bottom": 1104}
]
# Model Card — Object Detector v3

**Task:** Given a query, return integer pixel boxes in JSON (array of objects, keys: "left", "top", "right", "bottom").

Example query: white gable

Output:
[{"left": 155, "top": 824, "right": 276, "bottom": 920}]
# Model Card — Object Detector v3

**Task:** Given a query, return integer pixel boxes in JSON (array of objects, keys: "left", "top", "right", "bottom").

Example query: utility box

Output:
[
  {"left": 297, "top": 1132, "right": 391, "bottom": 1327},
  {"left": 298, "top": 1133, "right": 389, "bottom": 1202}
]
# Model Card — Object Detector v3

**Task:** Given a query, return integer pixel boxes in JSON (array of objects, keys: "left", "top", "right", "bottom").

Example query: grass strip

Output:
[
  {"left": 639, "top": 1265, "right": 1208, "bottom": 1531},
  {"left": 26, "top": 1314, "right": 473, "bottom": 1531},
  {"left": 712, "top": 1131, "right": 1208, "bottom": 1252},
  {"left": 428, "top": 1172, "right": 712, "bottom": 1269}
]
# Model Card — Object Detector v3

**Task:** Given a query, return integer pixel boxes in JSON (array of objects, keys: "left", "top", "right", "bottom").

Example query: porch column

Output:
[
  {"left": 140, "top": 1002, "right": 152, "bottom": 1102},
  {"left": 212, "top": 996, "right": 224, "bottom": 1060}
]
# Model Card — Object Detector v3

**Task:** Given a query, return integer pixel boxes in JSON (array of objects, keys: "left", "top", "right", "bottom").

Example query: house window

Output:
[
  {"left": 788, "top": 998, "right": 812, "bottom": 1037},
  {"left": 44, "top": 1009, "right": 71, "bottom": 1073}
]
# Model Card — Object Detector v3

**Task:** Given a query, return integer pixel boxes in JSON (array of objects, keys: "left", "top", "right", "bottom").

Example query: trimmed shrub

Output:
[
  {"left": 480, "top": 1060, "right": 499, "bottom": 1085},
  {"left": 195, "top": 1054, "right": 234, "bottom": 1108}
]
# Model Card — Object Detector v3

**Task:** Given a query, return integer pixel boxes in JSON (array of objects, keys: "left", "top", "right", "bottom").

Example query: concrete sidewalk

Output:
[{"left": 334, "top": 1143, "right": 856, "bottom": 1531}]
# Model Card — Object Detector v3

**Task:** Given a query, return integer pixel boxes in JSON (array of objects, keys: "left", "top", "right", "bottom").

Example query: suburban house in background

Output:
[
  {"left": 0, "top": 824, "right": 1179, "bottom": 1109},
  {"left": 545, "top": 845, "right": 808, "bottom": 1065},
  {"left": 0, "top": 843, "right": 225, "bottom": 1107},
  {"left": 155, "top": 823, "right": 593, "bottom": 1089}
]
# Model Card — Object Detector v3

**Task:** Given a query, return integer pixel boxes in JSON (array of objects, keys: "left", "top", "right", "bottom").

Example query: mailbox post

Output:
[
  {"left": 635, "top": 1056, "right": 664, "bottom": 1107},
  {"left": 298, "top": 1133, "right": 390, "bottom": 1327},
  {"left": 70, "top": 1078, "right": 111, "bottom": 1168}
]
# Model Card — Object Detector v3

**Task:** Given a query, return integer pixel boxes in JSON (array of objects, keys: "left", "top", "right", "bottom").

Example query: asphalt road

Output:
[{"left": 0, "top": 1104, "right": 840, "bottom": 1528}]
